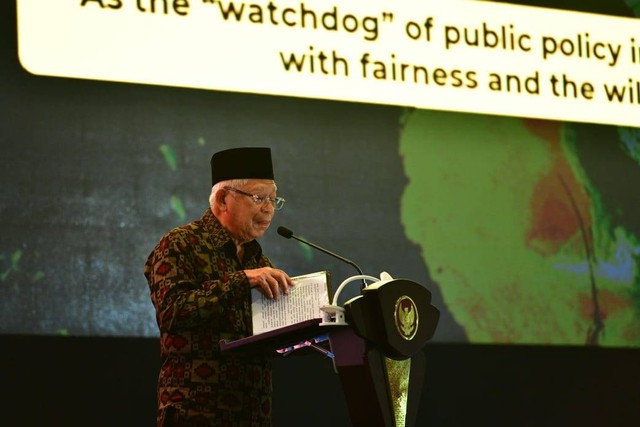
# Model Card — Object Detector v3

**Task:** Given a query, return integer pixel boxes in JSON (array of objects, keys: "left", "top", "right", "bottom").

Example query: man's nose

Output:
[{"left": 261, "top": 201, "right": 275, "bottom": 213}]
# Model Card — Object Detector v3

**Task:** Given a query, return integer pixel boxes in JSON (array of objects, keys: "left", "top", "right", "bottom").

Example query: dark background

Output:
[
  {"left": 3, "top": 335, "right": 639, "bottom": 426},
  {"left": 1, "top": 0, "right": 639, "bottom": 426}
]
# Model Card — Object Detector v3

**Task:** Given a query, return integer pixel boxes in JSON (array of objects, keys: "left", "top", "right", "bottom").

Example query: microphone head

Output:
[{"left": 277, "top": 226, "right": 293, "bottom": 239}]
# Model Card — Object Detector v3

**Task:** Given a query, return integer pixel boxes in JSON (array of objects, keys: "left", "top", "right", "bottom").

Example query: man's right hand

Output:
[{"left": 245, "top": 267, "right": 294, "bottom": 300}]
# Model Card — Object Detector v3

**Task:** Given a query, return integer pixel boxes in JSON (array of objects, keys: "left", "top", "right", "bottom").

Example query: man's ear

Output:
[{"left": 214, "top": 187, "right": 228, "bottom": 210}]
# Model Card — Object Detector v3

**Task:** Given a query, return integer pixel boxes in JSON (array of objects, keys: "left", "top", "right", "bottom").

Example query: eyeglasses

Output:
[{"left": 224, "top": 186, "right": 286, "bottom": 210}]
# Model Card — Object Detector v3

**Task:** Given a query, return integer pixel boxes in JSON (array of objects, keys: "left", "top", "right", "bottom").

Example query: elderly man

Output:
[{"left": 144, "top": 147, "right": 294, "bottom": 427}]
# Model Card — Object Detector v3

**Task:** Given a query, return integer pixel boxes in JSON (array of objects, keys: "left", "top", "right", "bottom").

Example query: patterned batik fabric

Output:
[{"left": 144, "top": 208, "right": 274, "bottom": 427}]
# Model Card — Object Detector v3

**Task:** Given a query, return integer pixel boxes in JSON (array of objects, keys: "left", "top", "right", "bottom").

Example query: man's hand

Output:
[{"left": 245, "top": 267, "right": 294, "bottom": 300}]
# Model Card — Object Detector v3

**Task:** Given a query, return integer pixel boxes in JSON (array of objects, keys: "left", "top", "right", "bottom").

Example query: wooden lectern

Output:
[{"left": 220, "top": 274, "right": 440, "bottom": 427}]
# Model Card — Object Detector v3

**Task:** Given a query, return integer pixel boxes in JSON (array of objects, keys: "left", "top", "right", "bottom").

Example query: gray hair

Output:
[{"left": 209, "top": 178, "right": 248, "bottom": 208}]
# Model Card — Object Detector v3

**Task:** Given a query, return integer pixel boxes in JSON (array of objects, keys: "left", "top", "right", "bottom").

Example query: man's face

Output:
[{"left": 222, "top": 179, "right": 278, "bottom": 243}]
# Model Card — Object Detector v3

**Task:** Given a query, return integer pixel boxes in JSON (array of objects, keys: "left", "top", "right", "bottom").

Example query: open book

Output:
[{"left": 251, "top": 271, "right": 330, "bottom": 335}]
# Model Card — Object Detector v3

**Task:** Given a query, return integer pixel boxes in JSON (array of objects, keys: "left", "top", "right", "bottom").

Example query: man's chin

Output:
[{"left": 252, "top": 225, "right": 269, "bottom": 238}]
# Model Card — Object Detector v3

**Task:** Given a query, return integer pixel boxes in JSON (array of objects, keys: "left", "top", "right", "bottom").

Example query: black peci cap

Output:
[{"left": 210, "top": 147, "right": 274, "bottom": 186}]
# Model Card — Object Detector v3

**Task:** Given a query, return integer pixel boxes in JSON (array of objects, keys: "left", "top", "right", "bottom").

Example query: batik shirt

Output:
[{"left": 144, "top": 208, "right": 273, "bottom": 427}]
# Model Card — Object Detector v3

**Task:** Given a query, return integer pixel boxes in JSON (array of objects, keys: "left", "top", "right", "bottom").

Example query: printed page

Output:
[{"left": 251, "top": 271, "right": 329, "bottom": 335}]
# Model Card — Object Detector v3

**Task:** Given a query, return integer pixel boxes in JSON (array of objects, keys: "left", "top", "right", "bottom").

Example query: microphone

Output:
[{"left": 277, "top": 226, "right": 365, "bottom": 278}]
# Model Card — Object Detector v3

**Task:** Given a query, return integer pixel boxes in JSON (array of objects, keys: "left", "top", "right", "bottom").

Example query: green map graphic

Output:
[{"left": 400, "top": 109, "right": 640, "bottom": 346}]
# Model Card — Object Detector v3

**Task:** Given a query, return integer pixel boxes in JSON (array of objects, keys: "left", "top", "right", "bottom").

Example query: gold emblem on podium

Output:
[{"left": 394, "top": 295, "right": 418, "bottom": 340}]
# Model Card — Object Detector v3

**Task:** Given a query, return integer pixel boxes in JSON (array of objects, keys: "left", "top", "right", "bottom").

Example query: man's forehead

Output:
[{"left": 242, "top": 179, "right": 277, "bottom": 191}]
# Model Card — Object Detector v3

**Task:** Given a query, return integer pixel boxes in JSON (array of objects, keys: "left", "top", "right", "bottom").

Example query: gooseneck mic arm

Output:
[{"left": 277, "top": 226, "right": 365, "bottom": 277}]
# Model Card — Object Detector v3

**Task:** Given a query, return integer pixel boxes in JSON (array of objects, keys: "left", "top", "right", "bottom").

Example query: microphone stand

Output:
[{"left": 278, "top": 226, "right": 368, "bottom": 290}]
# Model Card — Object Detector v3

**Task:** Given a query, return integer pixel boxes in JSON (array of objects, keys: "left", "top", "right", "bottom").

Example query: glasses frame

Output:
[{"left": 224, "top": 186, "right": 286, "bottom": 210}]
